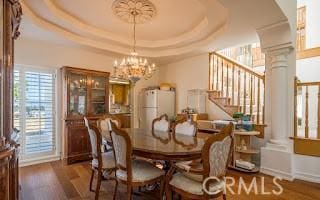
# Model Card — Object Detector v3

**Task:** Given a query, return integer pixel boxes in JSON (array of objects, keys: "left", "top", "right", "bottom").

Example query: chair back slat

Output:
[
  {"left": 84, "top": 117, "right": 103, "bottom": 167},
  {"left": 202, "top": 123, "right": 233, "bottom": 179},
  {"left": 152, "top": 114, "right": 170, "bottom": 132},
  {"left": 173, "top": 119, "right": 197, "bottom": 136},
  {"left": 109, "top": 121, "right": 133, "bottom": 180}
]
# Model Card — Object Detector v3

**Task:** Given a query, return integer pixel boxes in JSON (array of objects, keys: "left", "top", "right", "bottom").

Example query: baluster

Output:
[
  {"left": 250, "top": 74, "right": 253, "bottom": 120},
  {"left": 263, "top": 76, "right": 265, "bottom": 124},
  {"left": 232, "top": 64, "right": 235, "bottom": 105},
  {"left": 209, "top": 53, "right": 214, "bottom": 90},
  {"left": 216, "top": 55, "right": 219, "bottom": 91},
  {"left": 318, "top": 85, "right": 320, "bottom": 139},
  {"left": 237, "top": 69, "right": 241, "bottom": 108},
  {"left": 257, "top": 78, "right": 261, "bottom": 124},
  {"left": 305, "top": 86, "right": 309, "bottom": 138},
  {"left": 226, "top": 62, "right": 229, "bottom": 99},
  {"left": 221, "top": 59, "right": 224, "bottom": 97},
  {"left": 243, "top": 72, "right": 247, "bottom": 114},
  {"left": 294, "top": 77, "right": 297, "bottom": 138}
]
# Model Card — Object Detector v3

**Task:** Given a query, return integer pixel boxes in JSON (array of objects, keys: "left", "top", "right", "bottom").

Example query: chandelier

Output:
[{"left": 112, "top": 0, "right": 157, "bottom": 84}]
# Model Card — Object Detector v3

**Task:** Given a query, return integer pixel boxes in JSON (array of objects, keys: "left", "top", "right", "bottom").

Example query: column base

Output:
[{"left": 260, "top": 142, "right": 294, "bottom": 181}]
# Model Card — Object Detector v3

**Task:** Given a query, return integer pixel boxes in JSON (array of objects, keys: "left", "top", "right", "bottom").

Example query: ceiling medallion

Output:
[
  {"left": 112, "top": 0, "right": 156, "bottom": 24},
  {"left": 112, "top": 0, "right": 157, "bottom": 84}
]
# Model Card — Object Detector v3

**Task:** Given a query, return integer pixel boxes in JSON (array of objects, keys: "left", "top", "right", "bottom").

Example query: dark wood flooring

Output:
[{"left": 19, "top": 161, "right": 320, "bottom": 200}]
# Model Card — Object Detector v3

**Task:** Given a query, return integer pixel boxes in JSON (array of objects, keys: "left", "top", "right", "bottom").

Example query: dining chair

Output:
[
  {"left": 109, "top": 121, "right": 166, "bottom": 200},
  {"left": 166, "top": 123, "right": 234, "bottom": 200},
  {"left": 172, "top": 119, "right": 197, "bottom": 148},
  {"left": 84, "top": 117, "right": 116, "bottom": 200},
  {"left": 152, "top": 114, "right": 170, "bottom": 132},
  {"left": 97, "top": 115, "right": 121, "bottom": 151},
  {"left": 173, "top": 119, "right": 197, "bottom": 136}
]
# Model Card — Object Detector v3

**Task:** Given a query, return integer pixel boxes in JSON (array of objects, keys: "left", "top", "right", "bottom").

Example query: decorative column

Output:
[
  {"left": 260, "top": 46, "right": 295, "bottom": 180},
  {"left": 268, "top": 48, "right": 291, "bottom": 147}
]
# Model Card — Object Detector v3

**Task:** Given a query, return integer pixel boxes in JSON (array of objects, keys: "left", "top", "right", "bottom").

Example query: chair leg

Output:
[
  {"left": 165, "top": 186, "right": 172, "bottom": 200},
  {"left": 95, "top": 171, "right": 102, "bottom": 200},
  {"left": 223, "top": 194, "right": 227, "bottom": 200},
  {"left": 89, "top": 169, "right": 95, "bottom": 192},
  {"left": 127, "top": 185, "right": 132, "bottom": 200},
  {"left": 159, "top": 178, "right": 165, "bottom": 200},
  {"left": 113, "top": 180, "right": 118, "bottom": 200}
]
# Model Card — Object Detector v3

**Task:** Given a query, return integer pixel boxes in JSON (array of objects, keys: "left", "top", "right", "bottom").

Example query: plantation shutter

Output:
[{"left": 14, "top": 67, "right": 56, "bottom": 157}]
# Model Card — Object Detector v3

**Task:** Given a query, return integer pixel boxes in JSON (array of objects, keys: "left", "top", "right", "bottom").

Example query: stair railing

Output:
[
  {"left": 293, "top": 77, "right": 320, "bottom": 157},
  {"left": 209, "top": 52, "right": 265, "bottom": 124}
]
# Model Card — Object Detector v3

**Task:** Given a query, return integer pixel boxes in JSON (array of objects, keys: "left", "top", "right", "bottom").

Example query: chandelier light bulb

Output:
[{"left": 112, "top": 0, "right": 156, "bottom": 83}]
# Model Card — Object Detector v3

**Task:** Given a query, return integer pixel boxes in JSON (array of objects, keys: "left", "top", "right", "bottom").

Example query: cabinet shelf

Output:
[
  {"left": 91, "top": 102, "right": 105, "bottom": 104},
  {"left": 92, "top": 87, "right": 105, "bottom": 90},
  {"left": 63, "top": 66, "right": 110, "bottom": 164}
]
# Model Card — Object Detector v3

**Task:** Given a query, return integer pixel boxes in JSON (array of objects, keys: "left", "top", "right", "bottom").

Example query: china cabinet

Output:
[
  {"left": 62, "top": 67, "right": 110, "bottom": 164},
  {"left": 0, "top": 0, "right": 22, "bottom": 199}
]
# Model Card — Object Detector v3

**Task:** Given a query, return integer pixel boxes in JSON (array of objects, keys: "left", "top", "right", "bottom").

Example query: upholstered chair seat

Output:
[
  {"left": 84, "top": 117, "right": 116, "bottom": 200},
  {"left": 166, "top": 124, "right": 234, "bottom": 200},
  {"left": 110, "top": 121, "right": 165, "bottom": 200},
  {"left": 169, "top": 172, "right": 225, "bottom": 195},
  {"left": 92, "top": 151, "right": 115, "bottom": 169},
  {"left": 175, "top": 161, "right": 204, "bottom": 182},
  {"left": 116, "top": 159, "right": 165, "bottom": 182}
]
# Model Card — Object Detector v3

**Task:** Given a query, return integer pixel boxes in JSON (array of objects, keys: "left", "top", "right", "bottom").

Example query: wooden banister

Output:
[
  {"left": 213, "top": 52, "right": 265, "bottom": 80},
  {"left": 293, "top": 77, "right": 320, "bottom": 157},
  {"left": 209, "top": 52, "right": 265, "bottom": 124}
]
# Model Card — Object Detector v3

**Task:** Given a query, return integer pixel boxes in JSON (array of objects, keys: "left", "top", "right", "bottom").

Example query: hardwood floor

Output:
[{"left": 20, "top": 161, "right": 320, "bottom": 200}]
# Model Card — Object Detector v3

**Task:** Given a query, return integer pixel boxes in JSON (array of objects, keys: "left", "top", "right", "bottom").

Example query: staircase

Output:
[{"left": 208, "top": 52, "right": 265, "bottom": 128}]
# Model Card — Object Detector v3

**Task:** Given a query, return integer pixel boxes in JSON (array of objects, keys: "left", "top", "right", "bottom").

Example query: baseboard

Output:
[
  {"left": 294, "top": 171, "right": 320, "bottom": 183},
  {"left": 19, "top": 155, "right": 61, "bottom": 167},
  {"left": 260, "top": 166, "right": 295, "bottom": 181}
]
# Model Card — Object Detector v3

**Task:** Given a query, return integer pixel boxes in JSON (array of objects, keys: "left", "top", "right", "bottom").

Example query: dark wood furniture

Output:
[
  {"left": 110, "top": 113, "right": 131, "bottom": 128},
  {"left": 166, "top": 124, "right": 234, "bottom": 200},
  {"left": 102, "top": 128, "right": 205, "bottom": 161},
  {"left": 0, "top": 1, "right": 22, "bottom": 199},
  {"left": 110, "top": 122, "right": 165, "bottom": 200},
  {"left": 84, "top": 117, "right": 116, "bottom": 200},
  {"left": 62, "top": 67, "right": 110, "bottom": 164}
]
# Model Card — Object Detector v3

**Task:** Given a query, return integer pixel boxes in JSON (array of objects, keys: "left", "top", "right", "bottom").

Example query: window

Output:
[
  {"left": 297, "top": 6, "right": 306, "bottom": 51},
  {"left": 14, "top": 66, "right": 57, "bottom": 161}
]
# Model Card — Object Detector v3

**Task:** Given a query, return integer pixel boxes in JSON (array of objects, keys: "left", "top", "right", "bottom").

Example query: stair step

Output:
[
  {"left": 207, "top": 90, "right": 221, "bottom": 98},
  {"left": 213, "top": 97, "right": 231, "bottom": 105}
]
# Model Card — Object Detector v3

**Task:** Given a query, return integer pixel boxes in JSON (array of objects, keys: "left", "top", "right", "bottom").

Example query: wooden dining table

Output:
[{"left": 102, "top": 128, "right": 206, "bottom": 161}]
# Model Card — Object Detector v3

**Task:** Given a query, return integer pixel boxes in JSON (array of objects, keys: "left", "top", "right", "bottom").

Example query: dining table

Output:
[{"left": 102, "top": 128, "right": 206, "bottom": 162}]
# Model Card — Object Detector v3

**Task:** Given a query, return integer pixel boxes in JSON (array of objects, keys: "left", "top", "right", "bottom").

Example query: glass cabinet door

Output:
[
  {"left": 90, "top": 76, "right": 107, "bottom": 115},
  {"left": 68, "top": 73, "right": 87, "bottom": 116}
]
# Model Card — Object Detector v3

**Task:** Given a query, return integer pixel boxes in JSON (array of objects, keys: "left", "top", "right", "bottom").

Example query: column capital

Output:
[{"left": 267, "top": 46, "right": 293, "bottom": 70}]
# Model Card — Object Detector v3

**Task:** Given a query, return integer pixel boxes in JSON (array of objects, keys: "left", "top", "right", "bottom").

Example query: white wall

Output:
[
  {"left": 159, "top": 53, "right": 232, "bottom": 120},
  {"left": 15, "top": 38, "right": 158, "bottom": 160}
]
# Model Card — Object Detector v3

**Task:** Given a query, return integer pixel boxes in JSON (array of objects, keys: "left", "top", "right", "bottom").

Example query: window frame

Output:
[{"left": 14, "top": 64, "right": 60, "bottom": 163}]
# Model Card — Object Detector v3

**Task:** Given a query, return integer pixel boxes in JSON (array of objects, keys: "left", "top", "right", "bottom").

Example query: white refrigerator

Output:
[{"left": 139, "top": 89, "right": 175, "bottom": 130}]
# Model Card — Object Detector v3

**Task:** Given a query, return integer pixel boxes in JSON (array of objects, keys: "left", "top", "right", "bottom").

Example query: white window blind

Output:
[{"left": 14, "top": 66, "right": 56, "bottom": 158}]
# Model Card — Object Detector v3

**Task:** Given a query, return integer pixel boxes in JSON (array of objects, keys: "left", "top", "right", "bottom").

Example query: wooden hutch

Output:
[
  {"left": 62, "top": 67, "right": 110, "bottom": 164},
  {"left": 0, "top": 0, "right": 22, "bottom": 199}
]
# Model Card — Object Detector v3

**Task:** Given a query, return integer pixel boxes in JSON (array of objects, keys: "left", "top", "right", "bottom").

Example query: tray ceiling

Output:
[{"left": 20, "top": 0, "right": 228, "bottom": 57}]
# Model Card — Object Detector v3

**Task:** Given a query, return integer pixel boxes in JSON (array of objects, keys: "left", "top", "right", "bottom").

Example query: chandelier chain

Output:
[{"left": 133, "top": 11, "right": 136, "bottom": 53}]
